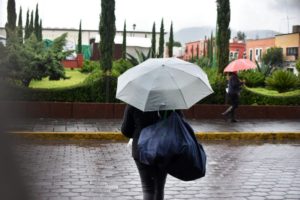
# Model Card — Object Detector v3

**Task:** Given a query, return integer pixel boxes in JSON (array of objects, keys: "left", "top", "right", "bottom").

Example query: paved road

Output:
[
  {"left": 12, "top": 139, "right": 300, "bottom": 200},
  {"left": 11, "top": 118, "right": 300, "bottom": 133}
]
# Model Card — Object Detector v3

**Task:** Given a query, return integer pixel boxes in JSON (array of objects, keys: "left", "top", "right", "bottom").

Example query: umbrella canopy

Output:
[
  {"left": 116, "top": 58, "right": 214, "bottom": 111},
  {"left": 224, "top": 59, "right": 256, "bottom": 72}
]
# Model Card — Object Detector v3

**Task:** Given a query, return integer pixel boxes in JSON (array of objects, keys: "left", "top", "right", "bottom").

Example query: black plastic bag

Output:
[{"left": 138, "top": 112, "right": 206, "bottom": 181}]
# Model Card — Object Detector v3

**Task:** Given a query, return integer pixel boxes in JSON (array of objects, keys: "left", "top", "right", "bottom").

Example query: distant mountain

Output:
[{"left": 172, "top": 26, "right": 281, "bottom": 45}]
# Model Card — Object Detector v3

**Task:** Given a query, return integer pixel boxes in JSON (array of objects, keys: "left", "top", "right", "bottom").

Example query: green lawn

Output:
[
  {"left": 248, "top": 87, "right": 300, "bottom": 97},
  {"left": 29, "top": 69, "right": 89, "bottom": 89}
]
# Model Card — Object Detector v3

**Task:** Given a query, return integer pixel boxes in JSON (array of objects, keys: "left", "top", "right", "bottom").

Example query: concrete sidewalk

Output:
[{"left": 10, "top": 118, "right": 300, "bottom": 140}]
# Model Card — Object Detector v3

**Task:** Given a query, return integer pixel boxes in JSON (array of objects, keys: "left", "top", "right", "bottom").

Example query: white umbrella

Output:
[{"left": 116, "top": 58, "right": 214, "bottom": 111}]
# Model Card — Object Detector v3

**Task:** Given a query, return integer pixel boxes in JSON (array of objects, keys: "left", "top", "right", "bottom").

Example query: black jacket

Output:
[
  {"left": 228, "top": 73, "right": 243, "bottom": 95},
  {"left": 121, "top": 104, "right": 182, "bottom": 159}
]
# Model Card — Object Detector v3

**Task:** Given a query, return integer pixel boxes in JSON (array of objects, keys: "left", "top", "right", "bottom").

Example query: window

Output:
[
  {"left": 249, "top": 49, "right": 253, "bottom": 61},
  {"left": 286, "top": 47, "right": 298, "bottom": 56}
]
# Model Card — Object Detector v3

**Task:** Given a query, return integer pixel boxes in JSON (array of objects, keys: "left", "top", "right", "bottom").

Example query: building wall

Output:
[
  {"left": 275, "top": 33, "right": 300, "bottom": 61},
  {"left": 0, "top": 27, "right": 159, "bottom": 46},
  {"left": 246, "top": 37, "right": 275, "bottom": 62},
  {"left": 229, "top": 40, "right": 246, "bottom": 60},
  {"left": 184, "top": 40, "right": 207, "bottom": 60}
]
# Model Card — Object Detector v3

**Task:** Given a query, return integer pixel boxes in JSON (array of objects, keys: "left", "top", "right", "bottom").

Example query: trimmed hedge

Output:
[
  {"left": 240, "top": 87, "right": 300, "bottom": 105},
  {"left": 3, "top": 74, "right": 300, "bottom": 105}
]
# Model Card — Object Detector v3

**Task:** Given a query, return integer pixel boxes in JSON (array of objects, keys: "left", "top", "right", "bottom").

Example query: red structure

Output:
[
  {"left": 229, "top": 38, "right": 246, "bottom": 60},
  {"left": 62, "top": 54, "right": 84, "bottom": 69},
  {"left": 183, "top": 39, "right": 208, "bottom": 61}
]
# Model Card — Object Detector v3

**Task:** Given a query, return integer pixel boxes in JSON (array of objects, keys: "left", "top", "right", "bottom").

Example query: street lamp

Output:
[{"left": 133, "top": 24, "right": 136, "bottom": 36}]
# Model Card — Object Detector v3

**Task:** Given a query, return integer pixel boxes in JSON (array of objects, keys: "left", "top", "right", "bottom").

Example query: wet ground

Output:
[{"left": 10, "top": 139, "right": 300, "bottom": 200}]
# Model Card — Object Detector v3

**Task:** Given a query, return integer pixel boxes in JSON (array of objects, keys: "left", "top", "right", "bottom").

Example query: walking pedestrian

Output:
[
  {"left": 121, "top": 104, "right": 182, "bottom": 200},
  {"left": 222, "top": 71, "right": 244, "bottom": 122}
]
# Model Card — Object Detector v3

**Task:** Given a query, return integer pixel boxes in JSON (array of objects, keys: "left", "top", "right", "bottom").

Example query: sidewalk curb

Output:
[{"left": 11, "top": 131, "right": 300, "bottom": 140}]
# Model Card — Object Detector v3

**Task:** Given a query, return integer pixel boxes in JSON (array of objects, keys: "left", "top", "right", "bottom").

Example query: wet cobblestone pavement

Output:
[{"left": 13, "top": 139, "right": 300, "bottom": 200}]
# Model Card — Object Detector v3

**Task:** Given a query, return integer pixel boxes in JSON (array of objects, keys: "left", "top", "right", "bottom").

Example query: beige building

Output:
[
  {"left": 0, "top": 27, "right": 160, "bottom": 46},
  {"left": 275, "top": 32, "right": 300, "bottom": 61}
]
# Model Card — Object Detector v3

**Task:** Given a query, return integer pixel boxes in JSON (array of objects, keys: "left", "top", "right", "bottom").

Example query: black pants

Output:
[
  {"left": 229, "top": 93, "right": 239, "bottom": 119},
  {"left": 135, "top": 160, "right": 168, "bottom": 200}
]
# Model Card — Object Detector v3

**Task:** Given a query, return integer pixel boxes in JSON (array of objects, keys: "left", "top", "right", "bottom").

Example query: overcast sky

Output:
[{"left": 0, "top": 0, "right": 299, "bottom": 33}]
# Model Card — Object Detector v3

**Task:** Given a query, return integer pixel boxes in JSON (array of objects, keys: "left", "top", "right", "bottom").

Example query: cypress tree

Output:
[
  {"left": 24, "top": 9, "right": 30, "bottom": 39},
  {"left": 158, "top": 18, "right": 164, "bottom": 58},
  {"left": 6, "top": 0, "right": 17, "bottom": 31},
  {"left": 34, "top": 4, "right": 39, "bottom": 39},
  {"left": 122, "top": 20, "right": 126, "bottom": 59},
  {"left": 77, "top": 20, "right": 82, "bottom": 54},
  {"left": 196, "top": 44, "right": 199, "bottom": 59},
  {"left": 5, "top": 0, "right": 17, "bottom": 44},
  {"left": 29, "top": 10, "right": 34, "bottom": 37},
  {"left": 17, "top": 6, "right": 23, "bottom": 44},
  {"left": 209, "top": 31, "right": 214, "bottom": 67},
  {"left": 151, "top": 22, "right": 156, "bottom": 58},
  {"left": 99, "top": 0, "right": 116, "bottom": 102},
  {"left": 39, "top": 19, "right": 43, "bottom": 41},
  {"left": 216, "top": 0, "right": 231, "bottom": 74},
  {"left": 168, "top": 21, "right": 174, "bottom": 57}
]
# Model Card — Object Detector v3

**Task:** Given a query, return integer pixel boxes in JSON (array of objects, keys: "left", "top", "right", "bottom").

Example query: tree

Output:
[
  {"left": 17, "top": 7, "right": 23, "bottom": 44},
  {"left": 5, "top": 0, "right": 17, "bottom": 45},
  {"left": 39, "top": 19, "right": 43, "bottom": 41},
  {"left": 99, "top": 0, "right": 116, "bottom": 102},
  {"left": 262, "top": 47, "right": 283, "bottom": 67},
  {"left": 24, "top": 9, "right": 30, "bottom": 39},
  {"left": 1, "top": 33, "right": 70, "bottom": 86},
  {"left": 168, "top": 22, "right": 174, "bottom": 57},
  {"left": 151, "top": 22, "right": 156, "bottom": 58},
  {"left": 216, "top": 0, "right": 231, "bottom": 74},
  {"left": 29, "top": 11, "right": 34, "bottom": 37},
  {"left": 237, "top": 31, "right": 246, "bottom": 41},
  {"left": 122, "top": 20, "right": 127, "bottom": 59},
  {"left": 77, "top": 20, "right": 82, "bottom": 54},
  {"left": 34, "top": 4, "right": 40, "bottom": 40},
  {"left": 158, "top": 18, "right": 164, "bottom": 58}
]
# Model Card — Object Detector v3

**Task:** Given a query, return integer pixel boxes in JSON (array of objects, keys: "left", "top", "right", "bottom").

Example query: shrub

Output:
[
  {"left": 112, "top": 59, "right": 133, "bottom": 76},
  {"left": 80, "top": 60, "right": 100, "bottom": 73},
  {"left": 265, "top": 70, "right": 298, "bottom": 93},
  {"left": 239, "top": 70, "right": 265, "bottom": 87}
]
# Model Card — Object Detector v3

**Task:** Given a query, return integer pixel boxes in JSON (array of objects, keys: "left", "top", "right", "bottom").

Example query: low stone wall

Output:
[{"left": 1, "top": 101, "right": 299, "bottom": 119}]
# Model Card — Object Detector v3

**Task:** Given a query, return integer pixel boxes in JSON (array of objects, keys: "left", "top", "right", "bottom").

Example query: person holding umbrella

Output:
[
  {"left": 222, "top": 59, "right": 255, "bottom": 122},
  {"left": 117, "top": 58, "right": 213, "bottom": 200},
  {"left": 121, "top": 105, "right": 182, "bottom": 200},
  {"left": 222, "top": 71, "right": 244, "bottom": 122}
]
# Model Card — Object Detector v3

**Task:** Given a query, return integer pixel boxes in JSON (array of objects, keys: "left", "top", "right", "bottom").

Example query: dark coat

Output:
[
  {"left": 228, "top": 73, "right": 243, "bottom": 95},
  {"left": 121, "top": 104, "right": 182, "bottom": 159}
]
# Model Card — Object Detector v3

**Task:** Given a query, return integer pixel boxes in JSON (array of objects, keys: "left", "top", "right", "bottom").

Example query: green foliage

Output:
[
  {"left": 80, "top": 60, "right": 100, "bottom": 73},
  {"left": 17, "top": 7, "right": 23, "bottom": 44},
  {"left": 262, "top": 47, "right": 283, "bottom": 67},
  {"left": 151, "top": 22, "right": 156, "bottom": 58},
  {"left": 296, "top": 59, "right": 300, "bottom": 73},
  {"left": 197, "top": 57, "right": 210, "bottom": 68},
  {"left": 239, "top": 70, "right": 265, "bottom": 87},
  {"left": 0, "top": 33, "right": 71, "bottom": 86},
  {"left": 158, "top": 18, "right": 164, "bottom": 58},
  {"left": 127, "top": 49, "right": 151, "bottom": 66},
  {"left": 265, "top": 70, "right": 298, "bottom": 93},
  {"left": 24, "top": 10, "right": 30, "bottom": 39},
  {"left": 77, "top": 20, "right": 82, "bottom": 53},
  {"left": 240, "top": 87, "right": 300, "bottom": 105},
  {"left": 255, "top": 60, "right": 274, "bottom": 78},
  {"left": 112, "top": 59, "right": 133, "bottom": 76},
  {"left": 216, "top": 0, "right": 231, "bottom": 74},
  {"left": 122, "top": 21, "right": 126, "bottom": 59},
  {"left": 236, "top": 31, "right": 246, "bottom": 41},
  {"left": 99, "top": 0, "right": 116, "bottom": 72},
  {"left": 168, "top": 22, "right": 174, "bottom": 57}
]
